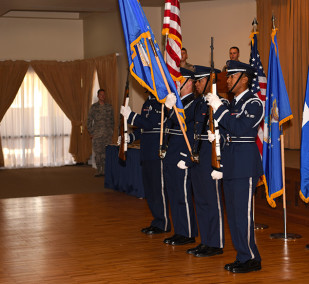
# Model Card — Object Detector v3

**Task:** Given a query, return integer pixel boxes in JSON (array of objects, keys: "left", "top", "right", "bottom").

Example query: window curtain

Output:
[
  {"left": 31, "top": 59, "right": 95, "bottom": 163},
  {"left": 257, "top": 0, "right": 309, "bottom": 149},
  {"left": 0, "top": 60, "right": 29, "bottom": 167},
  {"left": 95, "top": 54, "right": 119, "bottom": 143},
  {"left": 1, "top": 67, "right": 73, "bottom": 168}
]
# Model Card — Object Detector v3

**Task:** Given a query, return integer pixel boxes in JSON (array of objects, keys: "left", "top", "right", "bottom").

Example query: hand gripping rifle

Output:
[
  {"left": 118, "top": 69, "right": 130, "bottom": 161},
  {"left": 209, "top": 37, "right": 221, "bottom": 170}
]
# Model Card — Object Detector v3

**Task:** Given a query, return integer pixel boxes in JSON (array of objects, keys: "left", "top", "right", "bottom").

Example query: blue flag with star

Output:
[
  {"left": 118, "top": 0, "right": 185, "bottom": 126},
  {"left": 300, "top": 67, "right": 309, "bottom": 203},
  {"left": 262, "top": 29, "right": 293, "bottom": 208}
]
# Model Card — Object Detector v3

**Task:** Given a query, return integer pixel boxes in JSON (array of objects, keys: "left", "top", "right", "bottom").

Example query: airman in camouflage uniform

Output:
[{"left": 87, "top": 89, "right": 114, "bottom": 176}]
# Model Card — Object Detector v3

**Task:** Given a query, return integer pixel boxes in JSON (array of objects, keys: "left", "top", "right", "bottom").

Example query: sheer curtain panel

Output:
[{"left": 0, "top": 67, "right": 74, "bottom": 168}]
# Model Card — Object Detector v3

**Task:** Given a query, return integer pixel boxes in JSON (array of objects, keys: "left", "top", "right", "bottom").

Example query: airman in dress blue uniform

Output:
[
  {"left": 120, "top": 93, "right": 171, "bottom": 235},
  {"left": 184, "top": 66, "right": 228, "bottom": 257},
  {"left": 207, "top": 60, "right": 264, "bottom": 273},
  {"left": 162, "top": 68, "right": 198, "bottom": 246}
]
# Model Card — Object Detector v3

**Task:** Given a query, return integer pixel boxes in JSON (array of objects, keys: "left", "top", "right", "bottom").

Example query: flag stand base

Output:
[
  {"left": 270, "top": 233, "right": 302, "bottom": 240},
  {"left": 255, "top": 223, "right": 269, "bottom": 230}
]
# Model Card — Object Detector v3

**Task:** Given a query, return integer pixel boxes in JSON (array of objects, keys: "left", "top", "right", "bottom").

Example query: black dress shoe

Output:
[
  {"left": 146, "top": 226, "right": 167, "bottom": 235},
  {"left": 163, "top": 234, "right": 179, "bottom": 244},
  {"left": 170, "top": 235, "right": 195, "bottom": 246},
  {"left": 224, "top": 260, "right": 240, "bottom": 271},
  {"left": 141, "top": 226, "right": 152, "bottom": 233},
  {"left": 231, "top": 259, "right": 261, "bottom": 273},
  {"left": 194, "top": 246, "right": 223, "bottom": 257},
  {"left": 141, "top": 226, "right": 168, "bottom": 234},
  {"left": 187, "top": 244, "right": 208, "bottom": 255},
  {"left": 94, "top": 173, "right": 104, "bottom": 177}
]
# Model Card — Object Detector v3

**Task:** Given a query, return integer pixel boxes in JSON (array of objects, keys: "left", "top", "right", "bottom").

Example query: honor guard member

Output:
[
  {"left": 163, "top": 68, "right": 198, "bottom": 246},
  {"left": 180, "top": 65, "right": 227, "bottom": 257},
  {"left": 206, "top": 60, "right": 264, "bottom": 273},
  {"left": 120, "top": 92, "right": 172, "bottom": 235}
]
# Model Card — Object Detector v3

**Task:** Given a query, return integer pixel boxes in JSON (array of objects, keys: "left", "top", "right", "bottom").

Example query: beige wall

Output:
[
  {"left": 181, "top": 0, "right": 257, "bottom": 69},
  {"left": 0, "top": 17, "right": 83, "bottom": 60}
]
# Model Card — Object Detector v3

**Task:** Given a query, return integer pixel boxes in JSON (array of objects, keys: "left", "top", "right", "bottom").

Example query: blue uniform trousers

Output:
[
  {"left": 141, "top": 159, "right": 171, "bottom": 232},
  {"left": 191, "top": 166, "right": 224, "bottom": 248},
  {"left": 223, "top": 176, "right": 261, "bottom": 263},
  {"left": 164, "top": 163, "right": 198, "bottom": 238}
]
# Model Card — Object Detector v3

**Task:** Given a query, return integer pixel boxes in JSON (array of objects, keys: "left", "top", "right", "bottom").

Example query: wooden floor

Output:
[{"left": 0, "top": 189, "right": 309, "bottom": 284}]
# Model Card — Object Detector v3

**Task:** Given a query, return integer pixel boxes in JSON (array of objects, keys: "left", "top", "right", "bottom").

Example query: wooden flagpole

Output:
[
  {"left": 148, "top": 37, "right": 193, "bottom": 158},
  {"left": 158, "top": 34, "right": 169, "bottom": 159}
]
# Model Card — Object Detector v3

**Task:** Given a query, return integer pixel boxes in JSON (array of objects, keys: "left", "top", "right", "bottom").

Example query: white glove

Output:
[
  {"left": 211, "top": 170, "right": 223, "bottom": 180},
  {"left": 207, "top": 130, "right": 216, "bottom": 143},
  {"left": 206, "top": 93, "right": 223, "bottom": 111},
  {"left": 165, "top": 93, "right": 177, "bottom": 109},
  {"left": 120, "top": 105, "right": 132, "bottom": 120},
  {"left": 177, "top": 160, "right": 188, "bottom": 169},
  {"left": 117, "top": 134, "right": 130, "bottom": 145}
]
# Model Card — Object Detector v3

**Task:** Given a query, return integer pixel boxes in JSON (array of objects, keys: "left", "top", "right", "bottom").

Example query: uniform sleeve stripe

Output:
[
  {"left": 131, "top": 113, "right": 138, "bottom": 125},
  {"left": 216, "top": 109, "right": 229, "bottom": 122}
]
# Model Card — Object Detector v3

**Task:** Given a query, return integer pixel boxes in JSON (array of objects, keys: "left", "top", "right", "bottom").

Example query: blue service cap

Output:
[
  {"left": 194, "top": 65, "right": 221, "bottom": 80},
  {"left": 226, "top": 60, "right": 256, "bottom": 77},
  {"left": 180, "top": 67, "right": 195, "bottom": 79}
]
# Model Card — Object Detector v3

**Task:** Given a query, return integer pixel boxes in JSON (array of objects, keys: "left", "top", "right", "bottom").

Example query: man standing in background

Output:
[
  {"left": 87, "top": 89, "right": 114, "bottom": 177},
  {"left": 180, "top": 48, "right": 195, "bottom": 71},
  {"left": 222, "top": 46, "right": 240, "bottom": 71}
]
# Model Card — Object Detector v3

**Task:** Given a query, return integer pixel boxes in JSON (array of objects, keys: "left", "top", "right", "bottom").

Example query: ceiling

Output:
[{"left": 0, "top": 0, "right": 210, "bottom": 18}]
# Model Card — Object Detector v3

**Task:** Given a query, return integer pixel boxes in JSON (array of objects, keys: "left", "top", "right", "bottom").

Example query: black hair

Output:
[
  {"left": 181, "top": 47, "right": 187, "bottom": 52},
  {"left": 229, "top": 46, "right": 240, "bottom": 53},
  {"left": 244, "top": 72, "right": 254, "bottom": 88},
  {"left": 97, "top": 88, "right": 105, "bottom": 95}
]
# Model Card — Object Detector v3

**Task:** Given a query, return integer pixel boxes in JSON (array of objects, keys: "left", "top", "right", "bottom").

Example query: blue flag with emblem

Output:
[
  {"left": 118, "top": 0, "right": 185, "bottom": 126},
  {"left": 262, "top": 29, "right": 293, "bottom": 208},
  {"left": 300, "top": 67, "right": 309, "bottom": 203}
]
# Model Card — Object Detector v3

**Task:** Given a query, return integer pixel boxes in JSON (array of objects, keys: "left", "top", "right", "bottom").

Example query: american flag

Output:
[
  {"left": 250, "top": 32, "right": 267, "bottom": 157},
  {"left": 162, "top": 0, "right": 182, "bottom": 91}
]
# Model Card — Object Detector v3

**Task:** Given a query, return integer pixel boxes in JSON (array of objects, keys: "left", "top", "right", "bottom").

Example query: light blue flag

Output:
[
  {"left": 262, "top": 29, "right": 293, "bottom": 208},
  {"left": 300, "top": 67, "right": 309, "bottom": 203},
  {"left": 118, "top": 0, "right": 185, "bottom": 126}
]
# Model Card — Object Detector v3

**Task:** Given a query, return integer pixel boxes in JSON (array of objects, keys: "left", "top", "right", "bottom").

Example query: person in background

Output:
[
  {"left": 222, "top": 46, "right": 240, "bottom": 71},
  {"left": 180, "top": 48, "right": 195, "bottom": 71},
  {"left": 87, "top": 89, "right": 114, "bottom": 177}
]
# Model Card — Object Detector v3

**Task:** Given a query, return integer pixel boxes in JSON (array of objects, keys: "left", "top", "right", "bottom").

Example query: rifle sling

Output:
[{"left": 193, "top": 99, "right": 208, "bottom": 156}]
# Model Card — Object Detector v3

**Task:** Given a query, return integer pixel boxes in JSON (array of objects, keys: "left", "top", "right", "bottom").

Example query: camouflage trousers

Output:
[{"left": 92, "top": 137, "right": 109, "bottom": 174}]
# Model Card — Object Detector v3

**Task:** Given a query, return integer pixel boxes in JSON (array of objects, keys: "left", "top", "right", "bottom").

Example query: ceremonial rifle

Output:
[
  {"left": 118, "top": 69, "right": 130, "bottom": 161},
  {"left": 209, "top": 37, "right": 221, "bottom": 170}
]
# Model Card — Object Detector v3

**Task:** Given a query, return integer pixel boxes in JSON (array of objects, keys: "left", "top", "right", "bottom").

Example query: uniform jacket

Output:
[
  {"left": 192, "top": 95, "right": 229, "bottom": 171},
  {"left": 213, "top": 90, "right": 264, "bottom": 179},
  {"left": 127, "top": 95, "right": 163, "bottom": 161},
  {"left": 164, "top": 93, "right": 195, "bottom": 165},
  {"left": 87, "top": 102, "right": 114, "bottom": 139}
]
